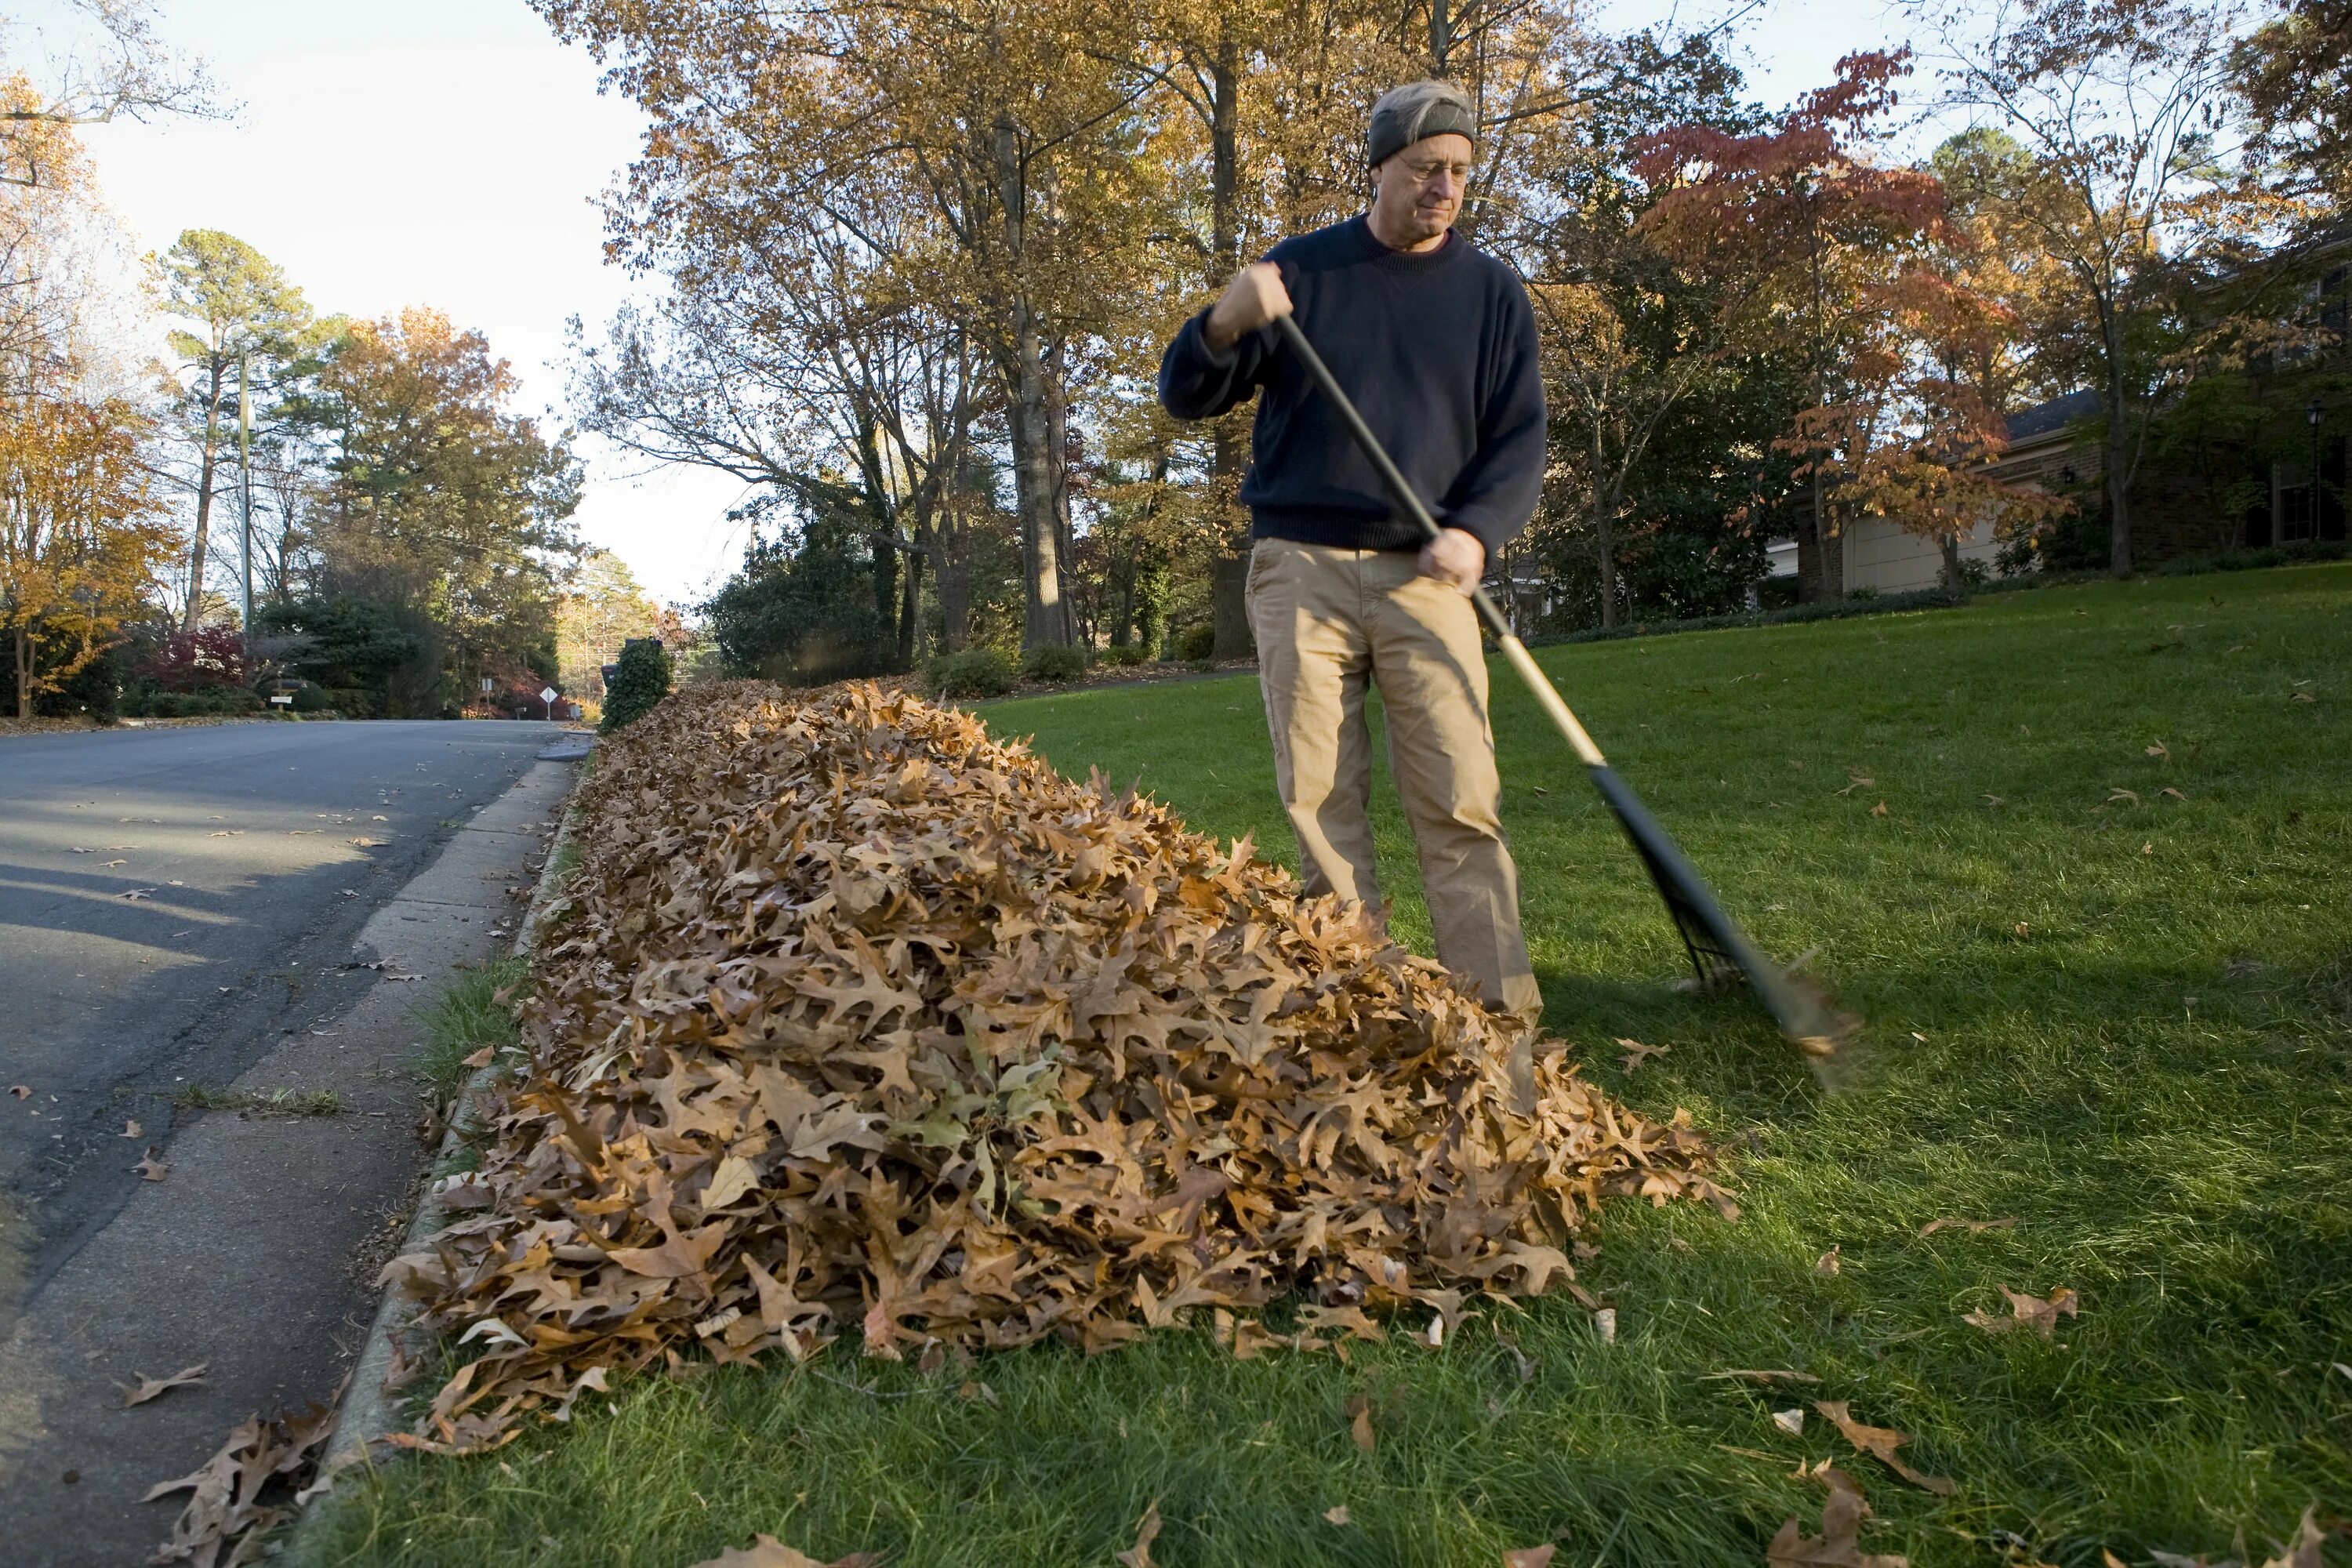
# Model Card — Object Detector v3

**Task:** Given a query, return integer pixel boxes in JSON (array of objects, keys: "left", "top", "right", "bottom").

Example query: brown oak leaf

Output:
[
  {"left": 1766, "top": 1468, "right": 1907, "bottom": 1566},
  {"left": 1812, "top": 1400, "right": 1954, "bottom": 1495},
  {"left": 120, "top": 1363, "right": 207, "bottom": 1407}
]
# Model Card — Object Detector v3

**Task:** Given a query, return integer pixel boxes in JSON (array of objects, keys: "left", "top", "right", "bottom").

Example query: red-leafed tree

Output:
[{"left": 1635, "top": 53, "right": 1962, "bottom": 600}]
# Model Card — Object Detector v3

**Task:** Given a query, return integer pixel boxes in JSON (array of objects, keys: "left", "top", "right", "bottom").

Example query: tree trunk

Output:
[
  {"left": 1939, "top": 533, "right": 1965, "bottom": 590},
  {"left": 182, "top": 357, "right": 224, "bottom": 632},
  {"left": 993, "top": 116, "right": 1071, "bottom": 651},
  {"left": 1204, "top": 45, "right": 1257, "bottom": 662},
  {"left": 1796, "top": 469, "right": 1843, "bottom": 602},
  {"left": 1044, "top": 339, "right": 1080, "bottom": 644},
  {"left": 2105, "top": 361, "right": 2132, "bottom": 575},
  {"left": 899, "top": 540, "right": 922, "bottom": 666},
  {"left": 13, "top": 621, "right": 30, "bottom": 720}
]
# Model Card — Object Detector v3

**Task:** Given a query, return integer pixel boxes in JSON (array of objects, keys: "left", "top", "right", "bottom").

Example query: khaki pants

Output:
[{"left": 1245, "top": 537, "right": 1541, "bottom": 1022}]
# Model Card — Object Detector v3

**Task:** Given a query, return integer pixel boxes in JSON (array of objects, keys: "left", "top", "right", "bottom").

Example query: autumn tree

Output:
[
  {"left": 1636, "top": 52, "right": 1959, "bottom": 601},
  {"left": 536, "top": 0, "right": 1167, "bottom": 652},
  {"left": 555, "top": 546, "right": 666, "bottom": 706},
  {"left": 1920, "top": 0, "right": 2274, "bottom": 575},
  {"left": 2233, "top": 0, "right": 2352, "bottom": 214},
  {"left": 161, "top": 229, "right": 310, "bottom": 630},
  {"left": 312, "top": 308, "right": 580, "bottom": 713},
  {"left": 0, "top": 381, "right": 175, "bottom": 717}
]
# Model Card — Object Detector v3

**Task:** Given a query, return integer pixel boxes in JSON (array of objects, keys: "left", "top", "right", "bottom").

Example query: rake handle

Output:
[{"left": 1272, "top": 314, "right": 1606, "bottom": 768}]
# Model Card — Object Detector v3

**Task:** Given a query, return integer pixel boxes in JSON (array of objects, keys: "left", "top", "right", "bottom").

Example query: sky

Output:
[{"left": 42, "top": 0, "right": 1914, "bottom": 609}]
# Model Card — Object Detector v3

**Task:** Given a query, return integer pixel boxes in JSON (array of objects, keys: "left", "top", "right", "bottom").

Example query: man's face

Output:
[{"left": 1371, "top": 132, "right": 1474, "bottom": 245}]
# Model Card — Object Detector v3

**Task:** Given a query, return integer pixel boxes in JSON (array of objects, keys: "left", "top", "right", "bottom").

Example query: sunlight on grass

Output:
[{"left": 299, "top": 566, "right": 2352, "bottom": 1568}]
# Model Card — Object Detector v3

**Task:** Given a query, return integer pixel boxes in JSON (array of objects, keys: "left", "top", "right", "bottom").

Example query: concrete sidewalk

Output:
[{"left": 0, "top": 757, "right": 579, "bottom": 1568}]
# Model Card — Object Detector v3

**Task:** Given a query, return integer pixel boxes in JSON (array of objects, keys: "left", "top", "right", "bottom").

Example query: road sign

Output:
[
  {"left": 539, "top": 687, "right": 558, "bottom": 705},
  {"left": 269, "top": 694, "right": 292, "bottom": 706}
]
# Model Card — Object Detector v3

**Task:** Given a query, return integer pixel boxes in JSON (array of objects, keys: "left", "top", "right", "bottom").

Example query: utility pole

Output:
[{"left": 238, "top": 349, "right": 255, "bottom": 662}]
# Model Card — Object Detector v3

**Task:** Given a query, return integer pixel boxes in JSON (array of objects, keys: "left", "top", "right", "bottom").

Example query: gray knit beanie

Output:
[{"left": 1367, "top": 79, "right": 1477, "bottom": 167}]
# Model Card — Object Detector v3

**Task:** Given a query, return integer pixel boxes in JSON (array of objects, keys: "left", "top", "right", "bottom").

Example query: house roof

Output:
[{"left": 2006, "top": 389, "right": 2100, "bottom": 444}]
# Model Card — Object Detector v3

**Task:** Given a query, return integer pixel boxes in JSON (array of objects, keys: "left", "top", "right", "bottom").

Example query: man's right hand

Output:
[{"left": 1204, "top": 262, "right": 1291, "bottom": 350}]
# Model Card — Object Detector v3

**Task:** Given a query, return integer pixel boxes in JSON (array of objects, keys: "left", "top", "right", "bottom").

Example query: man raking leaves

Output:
[
  {"left": 1160, "top": 80, "right": 1847, "bottom": 1058},
  {"left": 1160, "top": 79, "right": 1547, "bottom": 1025}
]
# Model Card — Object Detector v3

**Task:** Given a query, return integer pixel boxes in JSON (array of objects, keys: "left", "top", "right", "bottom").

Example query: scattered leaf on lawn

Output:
[
  {"left": 1835, "top": 772, "right": 1874, "bottom": 797},
  {"left": 1115, "top": 1501, "right": 1163, "bottom": 1568},
  {"left": 2141, "top": 841, "right": 2155, "bottom": 855},
  {"left": 373, "top": 682, "right": 1733, "bottom": 1451},
  {"left": 2258, "top": 1505, "right": 2326, "bottom": 1568},
  {"left": 1766, "top": 1468, "right": 1906, "bottom": 1567},
  {"left": 1919, "top": 1217, "right": 2016, "bottom": 1236},
  {"left": 685, "top": 1536, "right": 877, "bottom": 1568},
  {"left": 1812, "top": 1399, "right": 1954, "bottom": 1494},
  {"left": 1772, "top": 1407, "right": 1806, "bottom": 1436},
  {"left": 1813, "top": 1246, "right": 1841, "bottom": 1277},
  {"left": 1594, "top": 1306, "right": 1618, "bottom": 1343},
  {"left": 1324, "top": 1505, "right": 1352, "bottom": 1526},
  {"left": 2146, "top": 741, "right": 2170, "bottom": 760},
  {"left": 1981, "top": 795, "right": 2004, "bottom": 807},
  {"left": 2106, "top": 788, "right": 2140, "bottom": 805},
  {"left": 121, "top": 1363, "right": 208, "bottom": 1407},
  {"left": 1345, "top": 1393, "right": 1376, "bottom": 1454},
  {"left": 2161, "top": 787, "right": 2187, "bottom": 800},
  {"left": 1617, "top": 1038, "right": 1668, "bottom": 1072},
  {"left": 135, "top": 1149, "right": 169, "bottom": 1181},
  {"left": 1503, "top": 1548, "right": 1558, "bottom": 1568},
  {"left": 1702, "top": 1369, "right": 1821, "bottom": 1385},
  {"left": 1869, "top": 801, "right": 1889, "bottom": 818},
  {"left": 2289, "top": 691, "right": 2315, "bottom": 703},
  {"left": 1962, "top": 1286, "right": 2078, "bottom": 1340}
]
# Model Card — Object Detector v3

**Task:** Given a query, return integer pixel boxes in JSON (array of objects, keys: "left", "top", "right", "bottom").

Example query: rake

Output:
[{"left": 1276, "top": 313, "right": 1849, "bottom": 1061}]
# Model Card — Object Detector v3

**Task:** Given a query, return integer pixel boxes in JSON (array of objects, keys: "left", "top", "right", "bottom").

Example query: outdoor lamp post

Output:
[{"left": 2310, "top": 400, "right": 2325, "bottom": 536}]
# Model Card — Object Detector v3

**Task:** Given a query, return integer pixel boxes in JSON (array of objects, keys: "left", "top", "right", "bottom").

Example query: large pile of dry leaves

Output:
[{"left": 381, "top": 681, "right": 1733, "bottom": 1451}]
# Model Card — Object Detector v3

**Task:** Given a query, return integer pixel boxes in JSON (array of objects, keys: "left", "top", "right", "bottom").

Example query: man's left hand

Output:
[{"left": 1417, "top": 527, "right": 1486, "bottom": 594}]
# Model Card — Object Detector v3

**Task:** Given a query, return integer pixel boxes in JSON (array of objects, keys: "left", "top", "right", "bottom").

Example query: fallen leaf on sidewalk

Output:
[
  {"left": 1962, "top": 1286, "right": 2078, "bottom": 1340},
  {"left": 145, "top": 1397, "right": 337, "bottom": 1567},
  {"left": 8, "top": 1085, "right": 28, "bottom": 1099},
  {"left": 135, "top": 1149, "right": 169, "bottom": 1181},
  {"left": 1766, "top": 1468, "right": 1906, "bottom": 1566},
  {"left": 1813, "top": 1400, "right": 1954, "bottom": 1495},
  {"left": 120, "top": 1363, "right": 207, "bottom": 1407},
  {"left": 1115, "top": 1502, "right": 1163, "bottom": 1568},
  {"left": 120, "top": 1120, "right": 141, "bottom": 1138},
  {"left": 685, "top": 1536, "right": 877, "bottom": 1568}
]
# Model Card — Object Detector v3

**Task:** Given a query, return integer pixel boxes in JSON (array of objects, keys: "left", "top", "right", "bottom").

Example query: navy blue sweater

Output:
[{"left": 1157, "top": 215, "right": 1545, "bottom": 557}]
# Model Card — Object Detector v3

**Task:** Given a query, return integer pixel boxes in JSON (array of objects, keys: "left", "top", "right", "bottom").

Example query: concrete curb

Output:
[{"left": 290, "top": 750, "right": 593, "bottom": 1519}]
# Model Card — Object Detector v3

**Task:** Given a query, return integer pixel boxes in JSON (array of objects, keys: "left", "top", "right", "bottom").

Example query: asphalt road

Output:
[{"left": 0, "top": 719, "right": 559, "bottom": 1311}]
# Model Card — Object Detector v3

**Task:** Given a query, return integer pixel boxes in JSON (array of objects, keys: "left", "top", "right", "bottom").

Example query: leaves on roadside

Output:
[
  {"left": 135, "top": 1149, "right": 169, "bottom": 1181},
  {"left": 121, "top": 1363, "right": 207, "bottom": 1407},
  {"left": 1962, "top": 1287, "right": 2078, "bottom": 1341},
  {"left": 8, "top": 1084, "right": 28, "bottom": 1098},
  {"left": 374, "top": 683, "right": 1733, "bottom": 1451},
  {"left": 684, "top": 1536, "right": 878, "bottom": 1568},
  {"left": 120, "top": 1119, "right": 142, "bottom": 1138},
  {"left": 143, "top": 1398, "right": 337, "bottom": 1567},
  {"left": 1812, "top": 1400, "right": 1954, "bottom": 1495},
  {"left": 1115, "top": 1501, "right": 1162, "bottom": 1568},
  {"left": 1766, "top": 1467, "right": 1907, "bottom": 1566}
]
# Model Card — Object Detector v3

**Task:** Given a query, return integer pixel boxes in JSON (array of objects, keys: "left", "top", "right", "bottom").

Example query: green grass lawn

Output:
[{"left": 299, "top": 565, "right": 2352, "bottom": 1568}]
